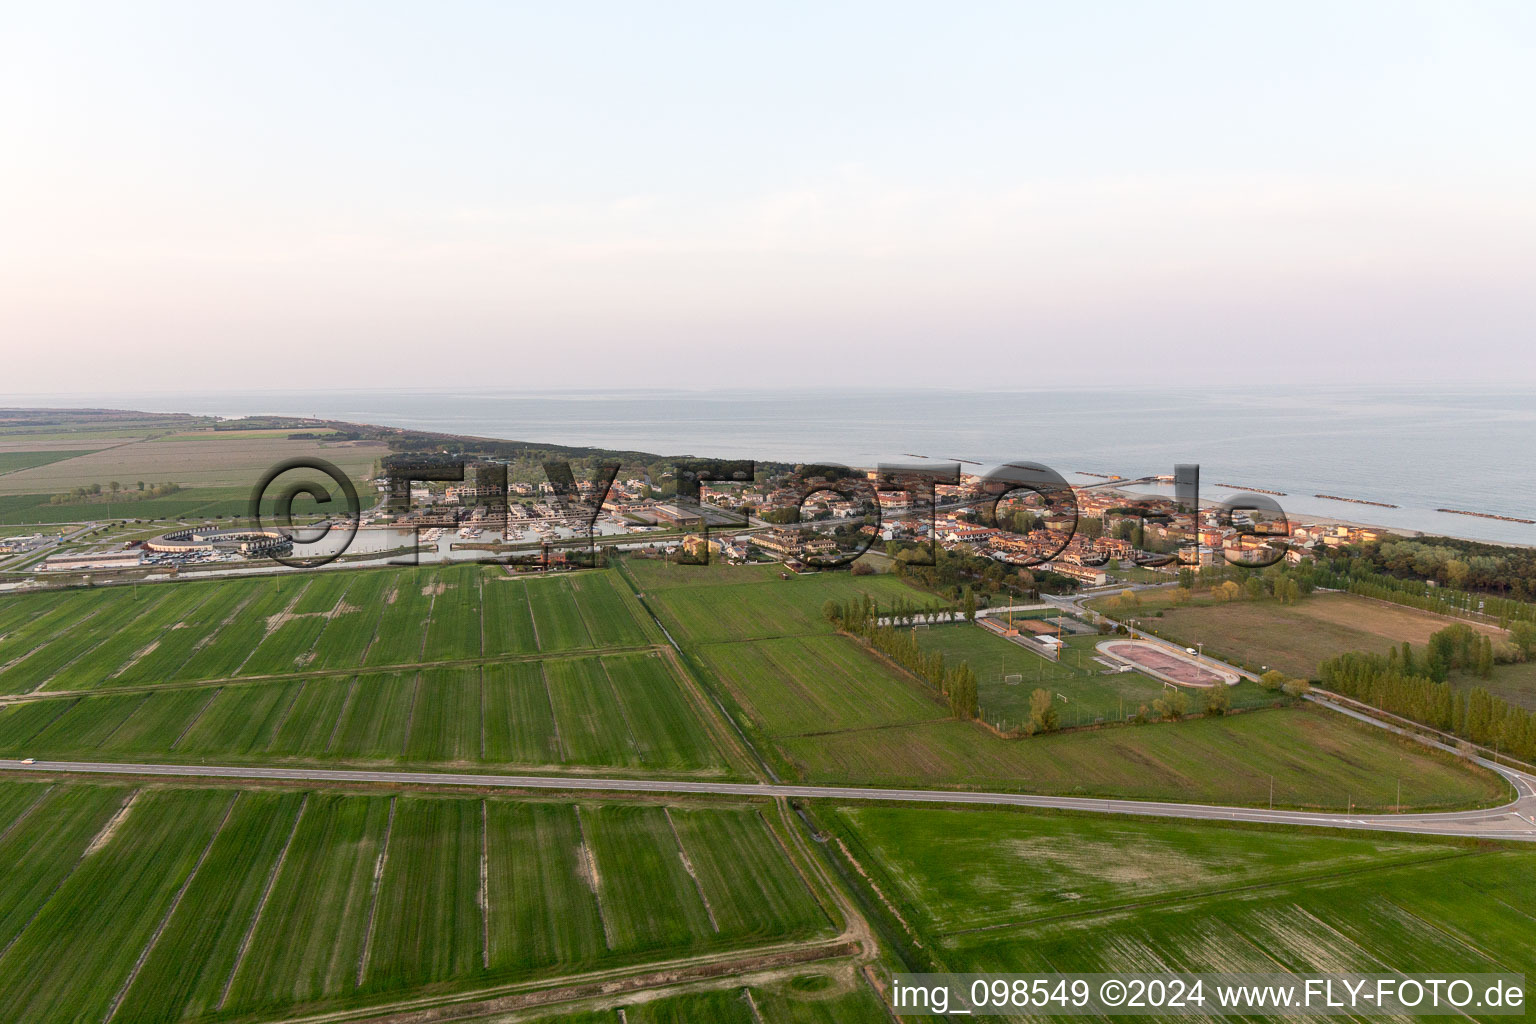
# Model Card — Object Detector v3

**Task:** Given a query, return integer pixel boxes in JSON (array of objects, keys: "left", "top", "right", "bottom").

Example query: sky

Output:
[{"left": 2, "top": 1, "right": 1535, "bottom": 395}]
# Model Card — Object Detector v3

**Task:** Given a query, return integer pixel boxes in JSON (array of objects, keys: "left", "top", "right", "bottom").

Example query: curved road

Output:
[{"left": 4, "top": 756, "right": 1534, "bottom": 842}]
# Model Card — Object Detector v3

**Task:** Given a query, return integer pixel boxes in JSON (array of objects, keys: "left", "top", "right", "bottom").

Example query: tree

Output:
[
  {"left": 946, "top": 664, "right": 979, "bottom": 720},
  {"left": 1259, "top": 669, "right": 1287, "bottom": 691},
  {"left": 1445, "top": 559, "right": 1470, "bottom": 589},
  {"left": 962, "top": 587, "right": 977, "bottom": 622},
  {"left": 1510, "top": 621, "right": 1536, "bottom": 659},
  {"left": 1153, "top": 688, "right": 1188, "bottom": 720},
  {"left": 822, "top": 599, "right": 839, "bottom": 626},
  {"left": 1281, "top": 678, "right": 1311, "bottom": 698},
  {"left": 1203, "top": 684, "right": 1230, "bottom": 716},
  {"left": 1028, "top": 687, "right": 1058, "bottom": 733}
]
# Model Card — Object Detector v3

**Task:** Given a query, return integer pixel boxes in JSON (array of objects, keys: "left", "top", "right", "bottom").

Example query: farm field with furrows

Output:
[
  {"left": 0, "top": 564, "right": 663, "bottom": 695},
  {"left": 825, "top": 804, "right": 1536, "bottom": 1011},
  {"left": 0, "top": 551, "right": 1527, "bottom": 1024},
  {"left": 912, "top": 623, "right": 1280, "bottom": 729},
  {"left": 640, "top": 561, "right": 1507, "bottom": 810},
  {"left": 0, "top": 780, "right": 838, "bottom": 1024},
  {"left": 0, "top": 656, "right": 733, "bottom": 775}
]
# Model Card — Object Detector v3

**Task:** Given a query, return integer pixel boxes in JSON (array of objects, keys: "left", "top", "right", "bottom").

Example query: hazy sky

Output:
[{"left": 3, "top": 2, "right": 1534, "bottom": 394}]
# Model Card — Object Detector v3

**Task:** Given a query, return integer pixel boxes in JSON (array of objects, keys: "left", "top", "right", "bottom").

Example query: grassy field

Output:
[
  {"left": 0, "top": 564, "right": 663, "bottom": 695},
  {"left": 0, "top": 561, "right": 735, "bottom": 776},
  {"left": 1091, "top": 591, "right": 1504, "bottom": 679},
  {"left": 1451, "top": 659, "right": 1536, "bottom": 710},
  {"left": 634, "top": 563, "right": 1503, "bottom": 810},
  {"left": 0, "top": 484, "right": 386, "bottom": 525},
  {"left": 0, "top": 656, "right": 732, "bottom": 775},
  {"left": 697, "top": 635, "right": 945, "bottom": 738},
  {"left": 0, "top": 449, "right": 97, "bottom": 475},
  {"left": 0, "top": 780, "right": 836, "bottom": 1023},
  {"left": 912, "top": 623, "right": 1280, "bottom": 728},
  {"left": 0, "top": 434, "right": 386, "bottom": 496},
  {"left": 826, "top": 803, "right": 1536, "bottom": 997},
  {"left": 776, "top": 705, "right": 1505, "bottom": 810},
  {"left": 629, "top": 561, "right": 946, "bottom": 646}
]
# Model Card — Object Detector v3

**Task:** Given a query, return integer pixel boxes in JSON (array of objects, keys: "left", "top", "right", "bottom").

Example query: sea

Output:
[{"left": 7, "top": 385, "right": 1535, "bottom": 546}]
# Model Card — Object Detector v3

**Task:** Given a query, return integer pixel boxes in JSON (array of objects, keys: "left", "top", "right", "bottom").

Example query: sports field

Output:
[
  {"left": 826, "top": 803, "right": 1536, "bottom": 986},
  {"left": 0, "top": 779, "right": 836, "bottom": 1023},
  {"left": 912, "top": 624, "right": 1274, "bottom": 729},
  {"left": 1092, "top": 591, "right": 1504, "bottom": 679},
  {"left": 1097, "top": 639, "right": 1236, "bottom": 686}
]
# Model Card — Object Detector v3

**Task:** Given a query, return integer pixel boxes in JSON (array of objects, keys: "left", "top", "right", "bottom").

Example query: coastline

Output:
[{"left": 1080, "top": 477, "right": 1534, "bottom": 551}]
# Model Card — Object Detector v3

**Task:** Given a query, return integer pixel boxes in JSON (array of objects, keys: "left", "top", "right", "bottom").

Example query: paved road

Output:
[{"left": 4, "top": 757, "right": 1534, "bottom": 842}]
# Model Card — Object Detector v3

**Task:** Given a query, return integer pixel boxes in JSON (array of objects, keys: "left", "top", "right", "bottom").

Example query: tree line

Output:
[
  {"left": 824, "top": 595, "right": 979, "bottom": 720},
  {"left": 1326, "top": 536, "right": 1536, "bottom": 603},
  {"left": 48, "top": 481, "right": 181, "bottom": 505},
  {"left": 1319, "top": 624, "right": 1536, "bottom": 762}
]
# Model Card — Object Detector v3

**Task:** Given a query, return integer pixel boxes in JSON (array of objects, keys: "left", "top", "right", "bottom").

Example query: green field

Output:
[
  {"left": 638, "top": 563, "right": 1504, "bottom": 811},
  {"left": 0, "top": 780, "right": 836, "bottom": 1023},
  {"left": 825, "top": 803, "right": 1536, "bottom": 1000},
  {"left": 776, "top": 706, "right": 1503, "bottom": 810},
  {"left": 0, "top": 433, "right": 386, "bottom": 498},
  {"left": 0, "top": 656, "right": 731, "bottom": 775},
  {"left": 0, "top": 562, "right": 735, "bottom": 777},
  {"left": 697, "top": 635, "right": 945, "bottom": 737},
  {"left": 913, "top": 623, "right": 1281, "bottom": 728},
  {"left": 0, "top": 564, "right": 662, "bottom": 695},
  {"left": 0, "top": 449, "right": 95, "bottom": 475},
  {"left": 1451, "top": 659, "right": 1536, "bottom": 710},
  {"left": 629, "top": 560, "right": 946, "bottom": 646}
]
